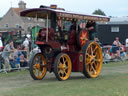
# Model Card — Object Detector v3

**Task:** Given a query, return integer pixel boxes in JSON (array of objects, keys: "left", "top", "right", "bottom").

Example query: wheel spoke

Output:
[
  {"left": 95, "top": 63, "right": 99, "bottom": 70},
  {"left": 94, "top": 59, "right": 100, "bottom": 70},
  {"left": 86, "top": 59, "right": 91, "bottom": 65},
  {"left": 88, "top": 62, "right": 93, "bottom": 72},
  {"left": 86, "top": 53, "right": 91, "bottom": 58},
  {"left": 58, "top": 69, "right": 62, "bottom": 74},
  {"left": 58, "top": 62, "right": 63, "bottom": 69},
  {"left": 94, "top": 51, "right": 99, "bottom": 57},
  {"left": 61, "top": 69, "right": 65, "bottom": 77},
  {"left": 64, "top": 69, "right": 67, "bottom": 75},
  {"left": 92, "top": 66, "right": 97, "bottom": 75},
  {"left": 65, "top": 64, "right": 68, "bottom": 70},
  {"left": 63, "top": 68, "right": 66, "bottom": 75},
  {"left": 90, "top": 46, "right": 93, "bottom": 56},
  {"left": 62, "top": 56, "right": 65, "bottom": 64},
  {"left": 42, "top": 61, "right": 45, "bottom": 66},
  {"left": 39, "top": 56, "right": 41, "bottom": 64},
  {"left": 93, "top": 46, "right": 98, "bottom": 53},
  {"left": 95, "top": 59, "right": 101, "bottom": 62},
  {"left": 64, "top": 60, "right": 67, "bottom": 65},
  {"left": 89, "top": 63, "right": 96, "bottom": 74},
  {"left": 33, "top": 68, "right": 36, "bottom": 73},
  {"left": 38, "top": 69, "right": 40, "bottom": 77}
]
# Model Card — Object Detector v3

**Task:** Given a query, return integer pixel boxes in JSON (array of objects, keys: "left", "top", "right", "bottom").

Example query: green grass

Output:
[{"left": 0, "top": 61, "right": 128, "bottom": 96}]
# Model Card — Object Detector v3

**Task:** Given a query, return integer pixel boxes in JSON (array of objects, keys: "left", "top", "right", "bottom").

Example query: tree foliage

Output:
[{"left": 92, "top": 9, "right": 106, "bottom": 16}]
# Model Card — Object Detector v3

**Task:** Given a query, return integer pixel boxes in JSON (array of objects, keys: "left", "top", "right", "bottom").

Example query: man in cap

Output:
[{"left": 2, "top": 40, "right": 15, "bottom": 71}]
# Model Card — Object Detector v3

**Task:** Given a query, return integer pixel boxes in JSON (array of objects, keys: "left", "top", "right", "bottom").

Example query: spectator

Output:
[
  {"left": 0, "top": 37, "right": 3, "bottom": 51},
  {"left": 120, "top": 46, "right": 127, "bottom": 59},
  {"left": 111, "top": 37, "right": 122, "bottom": 60},
  {"left": 21, "top": 44, "right": 27, "bottom": 58},
  {"left": 23, "top": 38, "right": 29, "bottom": 49},
  {"left": 0, "top": 52, "right": 4, "bottom": 69},
  {"left": 20, "top": 54, "right": 28, "bottom": 67},
  {"left": 20, "top": 45, "right": 28, "bottom": 67},
  {"left": 16, "top": 53, "right": 22, "bottom": 69},
  {"left": 29, "top": 45, "right": 41, "bottom": 59},
  {"left": 125, "top": 38, "right": 128, "bottom": 54},
  {"left": 16, "top": 52, "right": 28, "bottom": 68},
  {"left": 13, "top": 46, "right": 22, "bottom": 68},
  {"left": 2, "top": 40, "right": 15, "bottom": 70},
  {"left": 9, "top": 52, "right": 16, "bottom": 69}
]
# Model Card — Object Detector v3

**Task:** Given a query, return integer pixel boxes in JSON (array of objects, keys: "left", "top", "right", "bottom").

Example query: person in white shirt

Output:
[
  {"left": 0, "top": 37, "right": 3, "bottom": 51},
  {"left": 23, "top": 38, "right": 29, "bottom": 49},
  {"left": 125, "top": 38, "right": 128, "bottom": 54}
]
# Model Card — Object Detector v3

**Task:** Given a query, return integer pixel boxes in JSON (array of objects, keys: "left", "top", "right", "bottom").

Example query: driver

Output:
[
  {"left": 70, "top": 19, "right": 80, "bottom": 32},
  {"left": 86, "top": 20, "right": 96, "bottom": 40}
]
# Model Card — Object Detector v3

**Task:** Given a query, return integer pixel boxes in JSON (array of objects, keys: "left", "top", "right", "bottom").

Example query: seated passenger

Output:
[{"left": 37, "top": 29, "right": 46, "bottom": 41}]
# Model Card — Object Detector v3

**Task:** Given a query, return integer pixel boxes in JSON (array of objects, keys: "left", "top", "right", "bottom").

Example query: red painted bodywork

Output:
[
  {"left": 35, "top": 40, "right": 61, "bottom": 49},
  {"left": 35, "top": 28, "right": 84, "bottom": 72},
  {"left": 68, "top": 52, "right": 83, "bottom": 72}
]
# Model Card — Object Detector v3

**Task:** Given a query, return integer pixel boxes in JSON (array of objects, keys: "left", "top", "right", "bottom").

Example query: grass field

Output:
[{"left": 0, "top": 61, "right": 128, "bottom": 96}]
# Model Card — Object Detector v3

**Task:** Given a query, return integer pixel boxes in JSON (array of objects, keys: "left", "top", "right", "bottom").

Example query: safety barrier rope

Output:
[{"left": 102, "top": 46, "right": 128, "bottom": 63}]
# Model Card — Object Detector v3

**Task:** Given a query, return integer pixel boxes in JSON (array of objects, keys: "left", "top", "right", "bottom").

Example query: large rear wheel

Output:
[
  {"left": 29, "top": 53, "right": 47, "bottom": 80},
  {"left": 54, "top": 53, "right": 72, "bottom": 81},
  {"left": 82, "top": 41, "right": 103, "bottom": 78}
]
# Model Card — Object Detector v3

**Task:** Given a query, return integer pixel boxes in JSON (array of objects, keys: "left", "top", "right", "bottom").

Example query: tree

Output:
[{"left": 92, "top": 9, "right": 106, "bottom": 16}]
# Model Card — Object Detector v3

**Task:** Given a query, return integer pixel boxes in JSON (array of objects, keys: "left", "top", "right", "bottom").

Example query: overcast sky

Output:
[{"left": 0, "top": 0, "right": 128, "bottom": 17}]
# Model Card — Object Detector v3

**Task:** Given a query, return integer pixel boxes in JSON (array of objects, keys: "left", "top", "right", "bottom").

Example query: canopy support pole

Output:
[
  {"left": 35, "top": 14, "right": 38, "bottom": 41},
  {"left": 46, "top": 14, "right": 48, "bottom": 42}
]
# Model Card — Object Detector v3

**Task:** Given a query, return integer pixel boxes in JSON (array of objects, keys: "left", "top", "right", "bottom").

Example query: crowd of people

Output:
[{"left": 0, "top": 38, "right": 29, "bottom": 71}]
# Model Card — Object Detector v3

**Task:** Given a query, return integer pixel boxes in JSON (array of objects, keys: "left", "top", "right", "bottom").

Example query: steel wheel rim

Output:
[
  {"left": 57, "top": 54, "right": 71, "bottom": 80},
  {"left": 80, "top": 30, "right": 89, "bottom": 47},
  {"left": 85, "top": 42, "right": 103, "bottom": 77},
  {"left": 32, "top": 54, "right": 47, "bottom": 79}
]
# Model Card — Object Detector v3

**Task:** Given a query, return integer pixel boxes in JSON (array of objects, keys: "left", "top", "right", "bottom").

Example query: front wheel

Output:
[
  {"left": 29, "top": 53, "right": 47, "bottom": 80},
  {"left": 82, "top": 41, "right": 103, "bottom": 78},
  {"left": 54, "top": 53, "right": 72, "bottom": 81}
]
